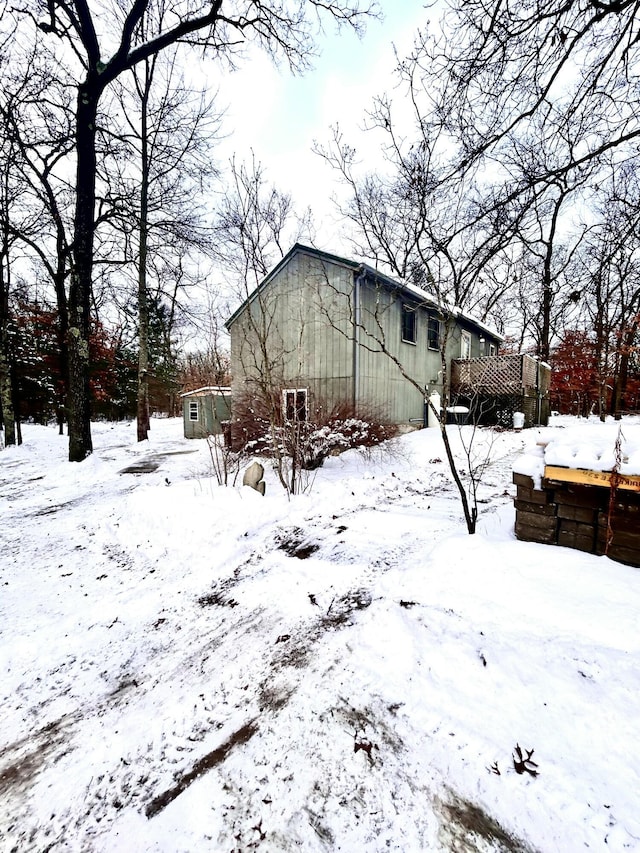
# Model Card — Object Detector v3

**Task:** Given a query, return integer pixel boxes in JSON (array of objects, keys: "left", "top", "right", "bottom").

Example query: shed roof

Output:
[{"left": 180, "top": 386, "right": 231, "bottom": 398}]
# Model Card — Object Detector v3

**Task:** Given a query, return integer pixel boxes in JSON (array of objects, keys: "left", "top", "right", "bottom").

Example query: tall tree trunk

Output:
[
  {"left": 11, "top": 359, "right": 21, "bottom": 444},
  {"left": 53, "top": 247, "right": 70, "bottom": 437},
  {"left": 540, "top": 260, "right": 552, "bottom": 363},
  {"left": 67, "top": 84, "right": 98, "bottom": 462},
  {"left": 54, "top": 277, "right": 69, "bottom": 436},
  {"left": 0, "top": 348, "right": 16, "bottom": 447},
  {"left": 592, "top": 272, "right": 608, "bottom": 422},
  {"left": 137, "top": 83, "right": 151, "bottom": 442},
  {"left": 0, "top": 205, "right": 15, "bottom": 447},
  {"left": 611, "top": 320, "right": 637, "bottom": 419},
  {"left": 539, "top": 191, "right": 562, "bottom": 363}
]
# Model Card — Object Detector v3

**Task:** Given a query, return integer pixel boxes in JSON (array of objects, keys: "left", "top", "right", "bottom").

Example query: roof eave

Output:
[
  {"left": 225, "top": 243, "right": 360, "bottom": 330},
  {"left": 225, "top": 243, "right": 503, "bottom": 343}
]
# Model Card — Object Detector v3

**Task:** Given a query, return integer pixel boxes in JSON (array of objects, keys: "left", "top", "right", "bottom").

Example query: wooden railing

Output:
[{"left": 451, "top": 354, "right": 550, "bottom": 396}]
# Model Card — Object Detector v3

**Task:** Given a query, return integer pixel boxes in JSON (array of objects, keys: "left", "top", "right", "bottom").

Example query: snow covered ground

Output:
[
  {"left": 515, "top": 418, "right": 640, "bottom": 486},
  {"left": 1, "top": 416, "right": 639, "bottom": 852}
]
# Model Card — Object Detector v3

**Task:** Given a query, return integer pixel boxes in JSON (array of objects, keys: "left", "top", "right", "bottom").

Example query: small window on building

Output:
[
  {"left": 428, "top": 316, "right": 441, "bottom": 351},
  {"left": 402, "top": 305, "right": 417, "bottom": 344},
  {"left": 283, "top": 388, "right": 308, "bottom": 422},
  {"left": 188, "top": 400, "right": 199, "bottom": 421},
  {"left": 489, "top": 342, "right": 497, "bottom": 356},
  {"left": 461, "top": 331, "right": 472, "bottom": 360}
]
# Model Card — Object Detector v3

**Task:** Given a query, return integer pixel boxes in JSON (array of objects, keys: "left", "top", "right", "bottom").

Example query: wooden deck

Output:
[
  {"left": 450, "top": 353, "right": 551, "bottom": 427},
  {"left": 451, "top": 353, "right": 550, "bottom": 395}
]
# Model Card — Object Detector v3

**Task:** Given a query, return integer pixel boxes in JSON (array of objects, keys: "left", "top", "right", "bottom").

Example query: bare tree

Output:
[
  {"left": 179, "top": 348, "right": 230, "bottom": 389},
  {"left": 105, "top": 21, "right": 221, "bottom": 440},
  {"left": 0, "top": 115, "right": 19, "bottom": 447},
  {"left": 181, "top": 282, "right": 233, "bottom": 389},
  {"left": 488, "top": 103, "right": 598, "bottom": 360},
  {"left": 6, "top": 0, "right": 375, "bottom": 461},
  {"left": 574, "top": 164, "right": 640, "bottom": 419},
  {"left": 0, "top": 45, "right": 78, "bottom": 438},
  {"left": 407, "top": 1, "right": 640, "bottom": 220},
  {"left": 213, "top": 153, "right": 313, "bottom": 288},
  {"left": 316, "top": 118, "right": 516, "bottom": 321},
  {"left": 214, "top": 155, "right": 314, "bottom": 494},
  {"left": 509, "top": 184, "right": 587, "bottom": 361}
]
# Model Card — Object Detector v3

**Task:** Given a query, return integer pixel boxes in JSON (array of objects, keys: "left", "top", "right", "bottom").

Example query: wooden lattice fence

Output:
[
  {"left": 452, "top": 354, "right": 528, "bottom": 394},
  {"left": 451, "top": 354, "right": 551, "bottom": 427}
]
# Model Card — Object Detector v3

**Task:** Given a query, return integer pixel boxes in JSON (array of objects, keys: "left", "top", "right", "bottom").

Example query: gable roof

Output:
[
  {"left": 225, "top": 243, "right": 503, "bottom": 341},
  {"left": 224, "top": 243, "right": 358, "bottom": 330}
]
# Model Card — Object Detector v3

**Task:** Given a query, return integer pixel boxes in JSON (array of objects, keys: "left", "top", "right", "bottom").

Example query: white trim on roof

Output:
[
  {"left": 225, "top": 243, "right": 504, "bottom": 343},
  {"left": 361, "top": 264, "right": 504, "bottom": 342},
  {"left": 180, "top": 386, "right": 231, "bottom": 398}
]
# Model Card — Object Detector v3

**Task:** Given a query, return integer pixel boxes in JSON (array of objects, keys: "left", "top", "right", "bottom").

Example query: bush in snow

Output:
[
  {"left": 302, "top": 415, "right": 397, "bottom": 469},
  {"left": 230, "top": 393, "right": 397, "bottom": 474}
]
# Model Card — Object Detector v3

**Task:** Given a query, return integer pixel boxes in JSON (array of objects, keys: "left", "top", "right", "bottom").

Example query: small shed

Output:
[{"left": 181, "top": 386, "right": 231, "bottom": 439}]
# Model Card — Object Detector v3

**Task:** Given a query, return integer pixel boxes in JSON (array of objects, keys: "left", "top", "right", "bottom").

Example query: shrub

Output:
[
  {"left": 302, "top": 415, "right": 397, "bottom": 469},
  {"left": 230, "top": 393, "right": 397, "bottom": 471}
]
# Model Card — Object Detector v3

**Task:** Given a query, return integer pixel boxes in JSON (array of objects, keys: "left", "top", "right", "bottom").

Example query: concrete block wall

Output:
[{"left": 513, "top": 472, "right": 640, "bottom": 568}]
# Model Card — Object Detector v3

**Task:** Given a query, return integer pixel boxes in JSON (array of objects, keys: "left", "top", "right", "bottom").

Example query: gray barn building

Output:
[{"left": 225, "top": 244, "right": 505, "bottom": 428}]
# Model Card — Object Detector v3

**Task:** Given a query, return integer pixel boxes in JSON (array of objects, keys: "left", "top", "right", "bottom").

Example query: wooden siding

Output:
[
  {"left": 182, "top": 392, "right": 231, "bottom": 438},
  {"left": 356, "top": 280, "right": 491, "bottom": 423},
  {"left": 229, "top": 253, "right": 355, "bottom": 413},
  {"left": 228, "top": 246, "right": 501, "bottom": 425},
  {"left": 357, "top": 282, "right": 435, "bottom": 422}
]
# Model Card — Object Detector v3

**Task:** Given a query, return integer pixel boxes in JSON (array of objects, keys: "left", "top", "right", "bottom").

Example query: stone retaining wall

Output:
[{"left": 513, "top": 472, "right": 640, "bottom": 568}]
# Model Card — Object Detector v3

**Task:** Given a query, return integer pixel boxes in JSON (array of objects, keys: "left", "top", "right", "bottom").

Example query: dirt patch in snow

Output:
[
  {"left": 145, "top": 720, "right": 259, "bottom": 818},
  {"left": 437, "top": 792, "right": 539, "bottom": 852},
  {"left": 0, "top": 715, "right": 75, "bottom": 797},
  {"left": 119, "top": 459, "right": 161, "bottom": 474},
  {"left": 275, "top": 526, "right": 320, "bottom": 559}
]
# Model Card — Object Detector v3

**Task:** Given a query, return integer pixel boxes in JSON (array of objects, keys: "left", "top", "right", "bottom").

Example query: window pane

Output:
[
  {"left": 189, "top": 401, "right": 198, "bottom": 421},
  {"left": 428, "top": 316, "right": 440, "bottom": 350},
  {"left": 284, "top": 391, "right": 295, "bottom": 421},
  {"left": 402, "top": 306, "right": 416, "bottom": 343},
  {"left": 283, "top": 389, "right": 307, "bottom": 422},
  {"left": 295, "top": 390, "right": 307, "bottom": 422}
]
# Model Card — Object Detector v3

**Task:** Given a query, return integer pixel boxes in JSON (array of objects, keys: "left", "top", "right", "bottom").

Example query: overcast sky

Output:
[{"left": 213, "top": 2, "right": 429, "bottom": 257}]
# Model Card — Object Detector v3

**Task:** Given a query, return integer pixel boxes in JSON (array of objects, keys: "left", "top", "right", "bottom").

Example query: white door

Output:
[{"left": 461, "top": 331, "right": 471, "bottom": 359}]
